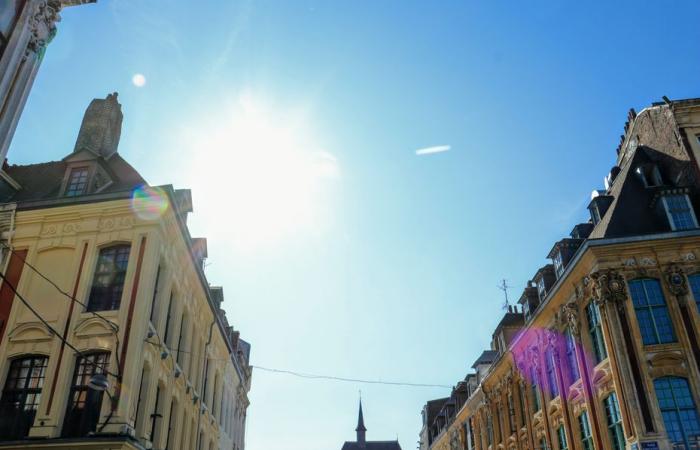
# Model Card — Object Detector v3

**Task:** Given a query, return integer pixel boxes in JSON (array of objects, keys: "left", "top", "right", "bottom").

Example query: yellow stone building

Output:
[
  {"left": 421, "top": 97, "right": 700, "bottom": 450},
  {"left": 0, "top": 93, "right": 251, "bottom": 450}
]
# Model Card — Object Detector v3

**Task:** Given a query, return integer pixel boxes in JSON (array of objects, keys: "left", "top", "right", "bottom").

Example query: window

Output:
[
  {"left": 654, "top": 377, "right": 700, "bottom": 449},
  {"left": 530, "top": 366, "right": 541, "bottom": 412},
  {"left": 579, "top": 411, "right": 594, "bottom": 450},
  {"left": 586, "top": 302, "right": 607, "bottom": 364},
  {"left": 176, "top": 314, "right": 186, "bottom": 366},
  {"left": 486, "top": 414, "right": 493, "bottom": 446},
  {"left": 629, "top": 279, "right": 676, "bottom": 345},
  {"left": 0, "top": 356, "right": 48, "bottom": 440},
  {"left": 604, "top": 392, "right": 625, "bottom": 450},
  {"left": 519, "top": 385, "right": 527, "bottom": 426},
  {"left": 557, "top": 425, "right": 568, "bottom": 450},
  {"left": 134, "top": 365, "right": 150, "bottom": 439},
  {"left": 87, "top": 245, "right": 130, "bottom": 311},
  {"left": 163, "top": 292, "right": 174, "bottom": 346},
  {"left": 565, "top": 329, "right": 580, "bottom": 384},
  {"left": 554, "top": 251, "right": 564, "bottom": 278},
  {"left": 508, "top": 394, "right": 516, "bottom": 434},
  {"left": 151, "top": 386, "right": 163, "bottom": 445},
  {"left": 65, "top": 167, "right": 89, "bottom": 197},
  {"left": 546, "top": 347, "right": 559, "bottom": 397},
  {"left": 62, "top": 352, "right": 109, "bottom": 437},
  {"left": 150, "top": 265, "right": 161, "bottom": 323},
  {"left": 537, "top": 277, "right": 546, "bottom": 301},
  {"left": 165, "top": 399, "right": 176, "bottom": 450},
  {"left": 662, "top": 194, "right": 698, "bottom": 231},
  {"left": 689, "top": 274, "right": 700, "bottom": 313},
  {"left": 496, "top": 407, "right": 503, "bottom": 443}
]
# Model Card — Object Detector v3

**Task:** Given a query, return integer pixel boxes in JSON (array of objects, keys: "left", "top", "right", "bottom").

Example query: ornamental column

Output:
[{"left": 0, "top": 0, "right": 94, "bottom": 163}]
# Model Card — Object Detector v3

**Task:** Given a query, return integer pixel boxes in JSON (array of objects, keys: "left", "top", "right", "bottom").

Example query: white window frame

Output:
[{"left": 662, "top": 194, "right": 699, "bottom": 231}]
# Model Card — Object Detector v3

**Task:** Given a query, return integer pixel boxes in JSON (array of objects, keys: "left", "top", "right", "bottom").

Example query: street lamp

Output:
[{"left": 88, "top": 373, "right": 110, "bottom": 391}]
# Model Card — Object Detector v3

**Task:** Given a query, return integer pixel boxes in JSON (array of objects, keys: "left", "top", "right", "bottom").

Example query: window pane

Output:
[
  {"left": 65, "top": 168, "right": 89, "bottom": 197},
  {"left": 0, "top": 356, "right": 48, "bottom": 440},
  {"left": 629, "top": 279, "right": 676, "bottom": 346},
  {"left": 654, "top": 377, "right": 700, "bottom": 449},
  {"left": 689, "top": 274, "right": 700, "bottom": 313},
  {"left": 62, "top": 353, "right": 109, "bottom": 438},
  {"left": 87, "top": 245, "right": 131, "bottom": 311}
]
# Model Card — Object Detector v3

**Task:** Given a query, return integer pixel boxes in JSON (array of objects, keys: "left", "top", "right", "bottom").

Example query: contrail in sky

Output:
[{"left": 415, "top": 145, "right": 451, "bottom": 156}]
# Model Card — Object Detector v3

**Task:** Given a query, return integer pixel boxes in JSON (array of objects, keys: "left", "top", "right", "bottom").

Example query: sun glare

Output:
[{"left": 183, "top": 93, "right": 339, "bottom": 249}]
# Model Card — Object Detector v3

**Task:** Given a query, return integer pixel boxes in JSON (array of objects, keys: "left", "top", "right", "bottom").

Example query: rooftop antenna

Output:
[{"left": 498, "top": 279, "right": 512, "bottom": 311}]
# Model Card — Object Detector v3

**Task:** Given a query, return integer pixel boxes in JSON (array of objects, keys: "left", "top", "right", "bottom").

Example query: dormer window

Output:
[
  {"left": 536, "top": 277, "right": 546, "bottom": 301},
  {"left": 553, "top": 251, "right": 564, "bottom": 278},
  {"left": 635, "top": 164, "right": 664, "bottom": 188},
  {"left": 65, "top": 167, "right": 89, "bottom": 197},
  {"left": 662, "top": 194, "right": 698, "bottom": 231}
]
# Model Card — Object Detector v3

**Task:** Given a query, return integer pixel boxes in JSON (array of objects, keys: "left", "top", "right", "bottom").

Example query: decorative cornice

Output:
[{"left": 27, "top": 1, "right": 61, "bottom": 56}]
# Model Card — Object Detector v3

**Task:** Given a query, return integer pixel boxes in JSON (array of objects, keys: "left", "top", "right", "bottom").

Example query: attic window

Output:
[
  {"left": 536, "top": 277, "right": 546, "bottom": 301},
  {"left": 662, "top": 194, "right": 698, "bottom": 231},
  {"left": 553, "top": 251, "right": 564, "bottom": 278},
  {"left": 65, "top": 167, "right": 89, "bottom": 197},
  {"left": 635, "top": 164, "right": 664, "bottom": 188}
]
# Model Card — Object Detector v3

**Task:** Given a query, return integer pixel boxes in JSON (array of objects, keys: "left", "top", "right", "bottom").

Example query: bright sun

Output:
[{"left": 182, "top": 92, "right": 339, "bottom": 249}]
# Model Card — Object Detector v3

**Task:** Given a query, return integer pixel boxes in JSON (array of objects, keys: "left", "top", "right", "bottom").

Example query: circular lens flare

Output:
[{"left": 131, "top": 185, "right": 168, "bottom": 221}]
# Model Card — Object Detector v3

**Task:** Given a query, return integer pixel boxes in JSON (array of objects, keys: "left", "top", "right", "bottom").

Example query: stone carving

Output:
[
  {"left": 665, "top": 265, "right": 688, "bottom": 296},
  {"left": 622, "top": 257, "right": 637, "bottom": 267},
  {"left": 681, "top": 252, "right": 696, "bottom": 262},
  {"left": 450, "top": 429, "right": 460, "bottom": 450},
  {"left": 640, "top": 257, "right": 656, "bottom": 267},
  {"left": 27, "top": 1, "right": 61, "bottom": 55},
  {"left": 591, "top": 269, "right": 627, "bottom": 311},
  {"left": 562, "top": 302, "right": 580, "bottom": 337}
]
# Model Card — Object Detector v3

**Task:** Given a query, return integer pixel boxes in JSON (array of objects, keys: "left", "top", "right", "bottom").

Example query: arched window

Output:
[
  {"left": 0, "top": 355, "right": 48, "bottom": 440},
  {"left": 87, "top": 245, "right": 131, "bottom": 311},
  {"left": 654, "top": 377, "right": 700, "bottom": 448},
  {"left": 628, "top": 279, "right": 676, "bottom": 345},
  {"left": 62, "top": 352, "right": 110, "bottom": 437},
  {"left": 689, "top": 274, "right": 700, "bottom": 312}
]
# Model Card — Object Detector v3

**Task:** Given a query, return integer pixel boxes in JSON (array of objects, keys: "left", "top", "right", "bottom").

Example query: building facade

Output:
[
  {"left": 421, "top": 97, "right": 700, "bottom": 450},
  {"left": 0, "top": 0, "right": 94, "bottom": 164},
  {"left": 0, "top": 93, "right": 251, "bottom": 450}
]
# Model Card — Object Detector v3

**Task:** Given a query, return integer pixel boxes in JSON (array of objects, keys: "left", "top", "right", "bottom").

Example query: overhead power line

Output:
[
  {"left": 251, "top": 365, "right": 452, "bottom": 389},
  {"left": 0, "top": 269, "right": 120, "bottom": 379}
]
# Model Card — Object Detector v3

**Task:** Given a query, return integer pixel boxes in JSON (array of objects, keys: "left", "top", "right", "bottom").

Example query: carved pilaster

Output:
[
  {"left": 26, "top": 1, "right": 61, "bottom": 57},
  {"left": 561, "top": 302, "right": 580, "bottom": 338}
]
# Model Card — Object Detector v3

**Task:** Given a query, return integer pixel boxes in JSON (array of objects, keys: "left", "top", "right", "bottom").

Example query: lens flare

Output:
[{"left": 131, "top": 185, "right": 168, "bottom": 221}]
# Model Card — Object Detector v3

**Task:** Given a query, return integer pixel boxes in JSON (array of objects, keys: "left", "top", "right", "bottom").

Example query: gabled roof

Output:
[
  {"left": 341, "top": 441, "right": 402, "bottom": 450},
  {"left": 1, "top": 152, "right": 145, "bottom": 204}
]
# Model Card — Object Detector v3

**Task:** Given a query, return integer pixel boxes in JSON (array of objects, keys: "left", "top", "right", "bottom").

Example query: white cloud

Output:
[{"left": 415, "top": 145, "right": 451, "bottom": 156}]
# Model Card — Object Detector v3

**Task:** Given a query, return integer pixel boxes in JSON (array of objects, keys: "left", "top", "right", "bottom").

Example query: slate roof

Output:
[
  {"left": 341, "top": 441, "right": 402, "bottom": 450},
  {"left": 1, "top": 153, "right": 145, "bottom": 204},
  {"left": 589, "top": 146, "right": 697, "bottom": 239},
  {"left": 471, "top": 350, "right": 498, "bottom": 368}
]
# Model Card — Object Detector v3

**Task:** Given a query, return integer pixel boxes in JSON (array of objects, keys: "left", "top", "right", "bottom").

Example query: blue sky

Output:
[{"left": 11, "top": 1, "right": 700, "bottom": 449}]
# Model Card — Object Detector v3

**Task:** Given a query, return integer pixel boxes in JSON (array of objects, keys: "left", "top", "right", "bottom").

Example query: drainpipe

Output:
[{"left": 196, "top": 321, "right": 215, "bottom": 450}]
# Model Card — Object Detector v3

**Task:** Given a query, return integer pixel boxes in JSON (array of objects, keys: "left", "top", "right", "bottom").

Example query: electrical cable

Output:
[
  {"left": 0, "top": 244, "right": 123, "bottom": 372},
  {"left": 0, "top": 269, "right": 120, "bottom": 379},
  {"left": 251, "top": 365, "right": 452, "bottom": 389}
]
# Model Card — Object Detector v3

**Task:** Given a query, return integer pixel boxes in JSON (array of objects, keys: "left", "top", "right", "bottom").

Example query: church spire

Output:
[{"left": 356, "top": 398, "right": 366, "bottom": 444}]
